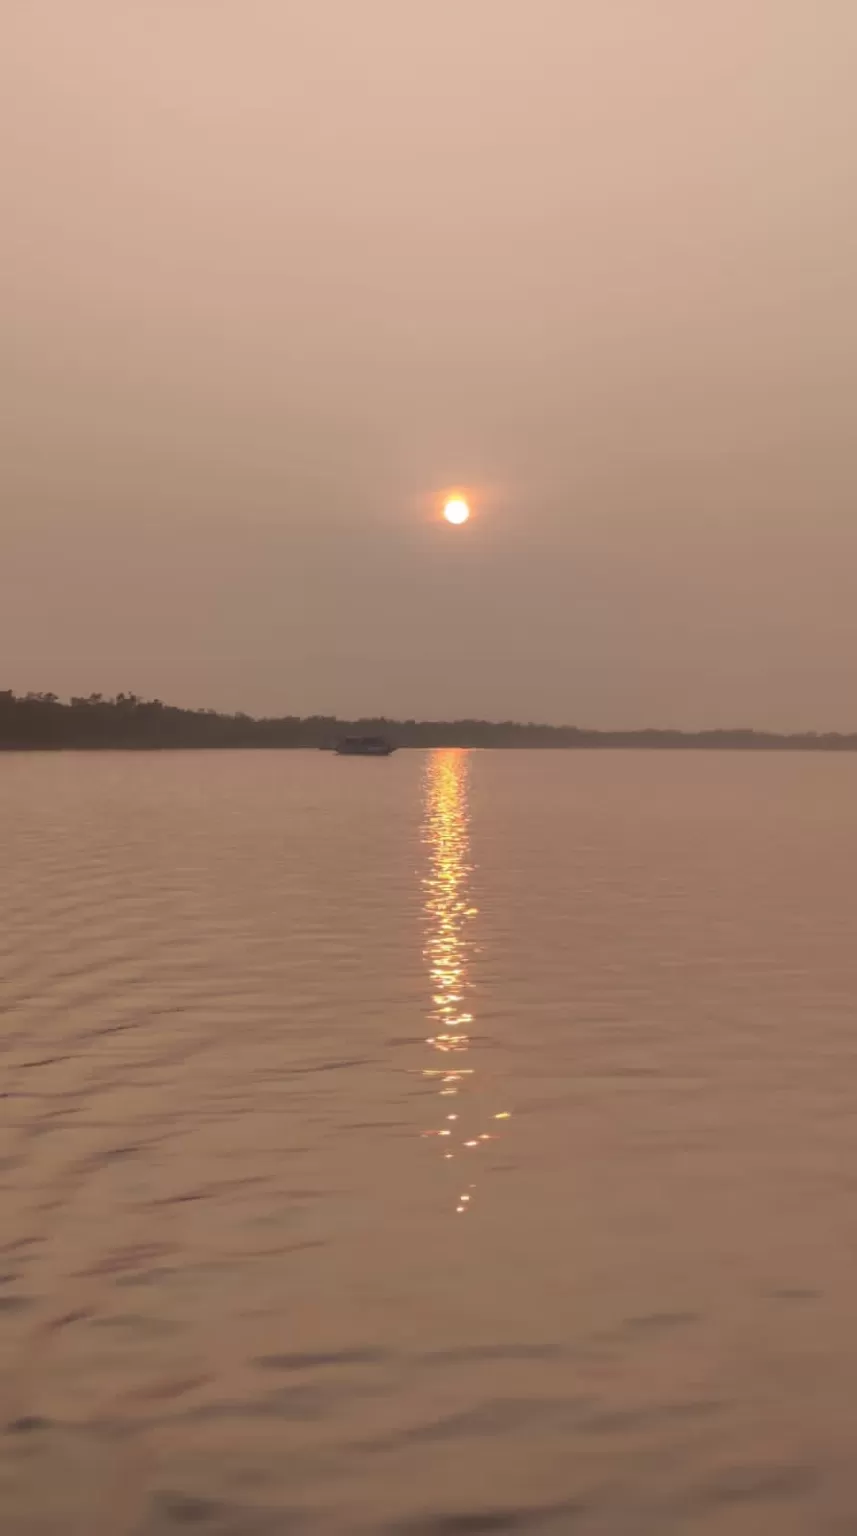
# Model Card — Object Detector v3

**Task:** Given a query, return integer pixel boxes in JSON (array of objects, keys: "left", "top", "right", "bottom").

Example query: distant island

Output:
[{"left": 1, "top": 690, "right": 856, "bottom": 751}]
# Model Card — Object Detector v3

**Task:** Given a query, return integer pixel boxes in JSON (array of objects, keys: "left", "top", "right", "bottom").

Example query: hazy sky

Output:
[{"left": 4, "top": 1, "right": 857, "bottom": 728}]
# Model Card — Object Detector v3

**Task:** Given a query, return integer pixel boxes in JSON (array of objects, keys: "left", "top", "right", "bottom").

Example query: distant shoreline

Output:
[{"left": 2, "top": 691, "right": 856, "bottom": 751}]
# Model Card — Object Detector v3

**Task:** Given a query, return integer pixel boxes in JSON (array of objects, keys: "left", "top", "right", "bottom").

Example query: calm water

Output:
[{"left": 3, "top": 750, "right": 857, "bottom": 1534}]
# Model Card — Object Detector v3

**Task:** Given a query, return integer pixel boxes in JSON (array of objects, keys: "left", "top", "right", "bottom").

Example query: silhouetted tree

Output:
[{"left": 0, "top": 690, "right": 855, "bottom": 751}]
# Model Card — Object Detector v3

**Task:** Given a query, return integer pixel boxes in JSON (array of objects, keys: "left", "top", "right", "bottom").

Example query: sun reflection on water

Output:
[{"left": 421, "top": 749, "right": 508, "bottom": 1213}]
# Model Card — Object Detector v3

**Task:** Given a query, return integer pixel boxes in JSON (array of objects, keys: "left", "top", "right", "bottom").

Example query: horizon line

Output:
[{"left": 3, "top": 690, "right": 857, "bottom": 740}]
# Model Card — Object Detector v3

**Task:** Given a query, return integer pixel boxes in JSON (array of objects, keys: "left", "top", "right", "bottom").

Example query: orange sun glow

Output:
[{"left": 443, "top": 498, "right": 470, "bottom": 525}]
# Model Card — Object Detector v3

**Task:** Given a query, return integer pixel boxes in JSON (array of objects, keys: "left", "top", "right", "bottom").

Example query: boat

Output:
[{"left": 334, "top": 736, "right": 397, "bottom": 757}]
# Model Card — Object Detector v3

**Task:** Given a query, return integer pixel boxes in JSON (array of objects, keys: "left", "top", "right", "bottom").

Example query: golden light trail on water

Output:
[{"left": 420, "top": 748, "right": 510, "bottom": 1213}]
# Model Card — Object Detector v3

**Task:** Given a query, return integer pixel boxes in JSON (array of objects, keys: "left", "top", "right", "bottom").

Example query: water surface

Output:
[{"left": 2, "top": 749, "right": 857, "bottom": 1533}]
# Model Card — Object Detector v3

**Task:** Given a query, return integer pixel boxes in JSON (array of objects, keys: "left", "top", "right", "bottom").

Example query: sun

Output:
[{"left": 443, "top": 497, "right": 470, "bottom": 525}]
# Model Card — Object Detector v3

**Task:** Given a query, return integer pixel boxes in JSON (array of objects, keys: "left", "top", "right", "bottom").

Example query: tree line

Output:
[{"left": 1, "top": 690, "right": 856, "bottom": 750}]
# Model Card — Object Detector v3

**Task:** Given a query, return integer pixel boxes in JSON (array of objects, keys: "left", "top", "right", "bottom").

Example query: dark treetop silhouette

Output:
[{"left": 1, "top": 691, "right": 856, "bottom": 750}]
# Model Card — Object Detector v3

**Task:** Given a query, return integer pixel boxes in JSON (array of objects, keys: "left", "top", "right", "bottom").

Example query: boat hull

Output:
[{"left": 334, "top": 741, "right": 396, "bottom": 756}]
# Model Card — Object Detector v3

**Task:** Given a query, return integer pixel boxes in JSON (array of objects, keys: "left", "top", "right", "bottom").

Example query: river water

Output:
[{"left": 2, "top": 748, "right": 857, "bottom": 1534}]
